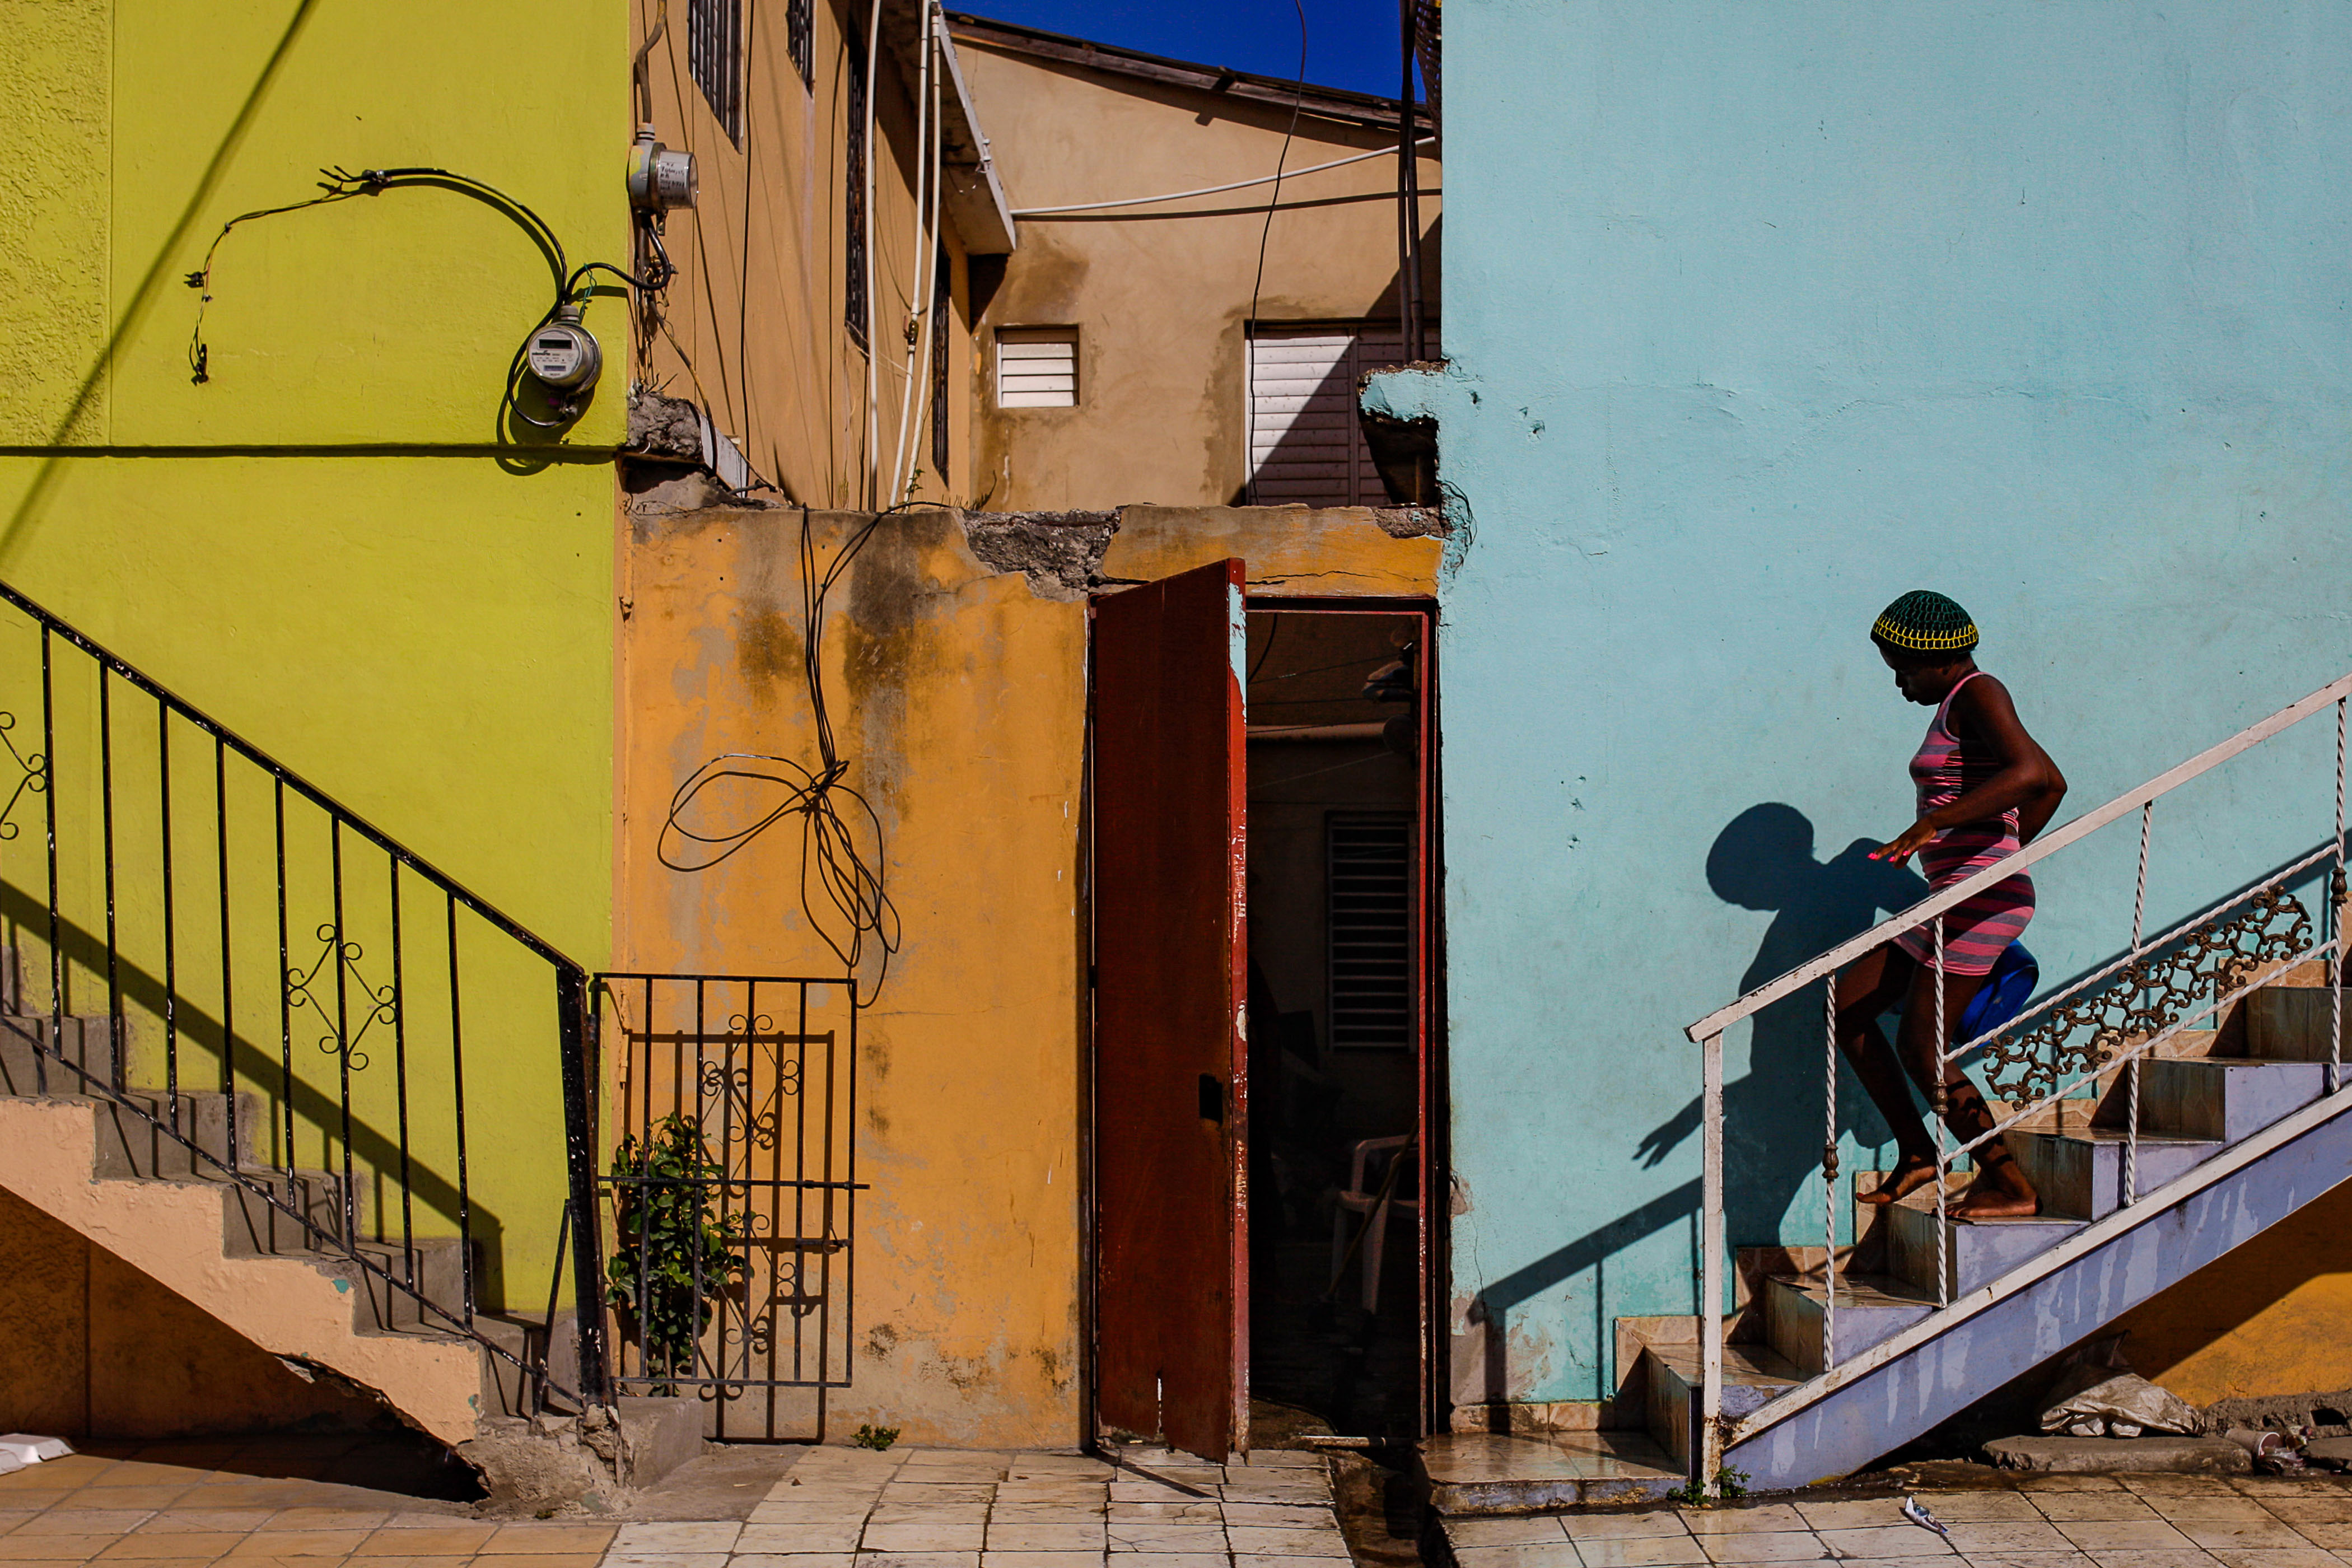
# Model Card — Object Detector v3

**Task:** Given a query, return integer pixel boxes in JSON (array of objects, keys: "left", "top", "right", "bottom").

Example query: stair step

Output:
[
  {"left": 90, "top": 1089, "right": 263, "bottom": 1178},
  {"left": 279, "top": 1234, "right": 475, "bottom": 1334},
  {"left": 2139, "top": 1056, "right": 2326, "bottom": 1143},
  {"left": 1765, "top": 1271, "right": 1935, "bottom": 1376},
  {"left": 1639, "top": 1338, "right": 1802, "bottom": 1469},
  {"left": 2011, "top": 1126, "right": 2218, "bottom": 1220},
  {"left": 2246, "top": 987, "right": 2352, "bottom": 1063},
  {"left": 1723, "top": 1080, "right": 2352, "bottom": 1491},
  {"left": 0, "top": 1014, "right": 122, "bottom": 1095},
  {"left": 1885, "top": 1202, "right": 2084, "bottom": 1296},
  {"left": 217, "top": 1165, "right": 371, "bottom": 1253},
  {"left": 1416, "top": 1431, "right": 1682, "bottom": 1514}
]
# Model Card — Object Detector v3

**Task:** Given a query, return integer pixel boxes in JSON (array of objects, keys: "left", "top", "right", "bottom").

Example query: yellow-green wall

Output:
[{"left": 1, "top": 0, "right": 629, "bottom": 1308}]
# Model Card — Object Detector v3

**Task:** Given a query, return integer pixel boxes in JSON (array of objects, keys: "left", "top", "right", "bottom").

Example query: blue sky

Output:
[{"left": 951, "top": 0, "right": 1417, "bottom": 100}]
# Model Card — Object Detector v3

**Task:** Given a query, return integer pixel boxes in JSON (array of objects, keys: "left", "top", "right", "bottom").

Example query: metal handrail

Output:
[
  {"left": 1686, "top": 668, "right": 2352, "bottom": 1043},
  {"left": 0, "top": 578, "right": 567, "bottom": 966},
  {"left": 1681, "top": 666, "right": 2352, "bottom": 1496},
  {"left": 0, "top": 576, "right": 610, "bottom": 1410}
]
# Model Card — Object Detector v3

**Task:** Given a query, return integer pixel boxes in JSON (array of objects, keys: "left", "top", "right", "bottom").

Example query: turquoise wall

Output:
[{"left": 1378, "top": 1, "right": 2352, "bottom": 1409}]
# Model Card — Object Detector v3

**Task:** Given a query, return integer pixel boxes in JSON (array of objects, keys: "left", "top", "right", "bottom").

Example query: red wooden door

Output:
[{"left": 1092, "top": 558, "right": 1249, "bottom": 1459}]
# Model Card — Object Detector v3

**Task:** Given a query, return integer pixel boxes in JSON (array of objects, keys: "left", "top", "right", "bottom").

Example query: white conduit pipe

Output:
[
  {"left": 886, "top": 10, "right": 938, "bottom": 503},
  {"left": 863, "top": 0, "right": 884, "bottom": 507},
  {"left": 1012, "top": 135, "right": 1437, "bottom": 216},
  {"left": 902, "top": 39, "right": 946, "bottom": 502}
]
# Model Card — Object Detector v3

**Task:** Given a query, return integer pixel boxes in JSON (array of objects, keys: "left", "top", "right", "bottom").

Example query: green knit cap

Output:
[{"left": 1872, "top": 590, "right": 1978, "bottom": 656}]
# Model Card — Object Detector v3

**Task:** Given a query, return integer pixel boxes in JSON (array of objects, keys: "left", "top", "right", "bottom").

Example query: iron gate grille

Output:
[{"left": 595, "top": 973, "right": 861, "bottom": 1438}]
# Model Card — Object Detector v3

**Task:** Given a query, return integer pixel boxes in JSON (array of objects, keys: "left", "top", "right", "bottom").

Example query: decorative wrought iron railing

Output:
[
  {"left": 0, "top": 578, "right": 608, "bottom": 1409},
  {"left": 1682, "top": 669, "right": 2352, "bottom": 1492},
  {"left": 593, "top": 972, "right": 863, "bottom": 1442}
]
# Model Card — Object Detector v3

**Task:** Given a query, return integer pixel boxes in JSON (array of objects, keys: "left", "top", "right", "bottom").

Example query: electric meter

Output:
[
  {"left": 525, "top": 305, "right": 601, "bottom": 391},
  {"left": 627, "top": 129, "right": 697, "bottom": 212}
]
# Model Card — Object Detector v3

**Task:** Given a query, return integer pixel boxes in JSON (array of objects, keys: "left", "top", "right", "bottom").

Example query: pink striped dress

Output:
[{"left": 1893, "top": 671, "right": 2034, "bottom": 977}]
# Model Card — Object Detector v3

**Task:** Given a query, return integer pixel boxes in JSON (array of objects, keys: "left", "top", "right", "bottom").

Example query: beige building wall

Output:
[
  {"left": 0, "top": 1190, "right": 382, "bottom": 1439},
  {"left": 635, "top": 0, "right": 981, "bottom": 508},
  {"left": 950, "top": 25, "right": 1440, "bottom": 511}
]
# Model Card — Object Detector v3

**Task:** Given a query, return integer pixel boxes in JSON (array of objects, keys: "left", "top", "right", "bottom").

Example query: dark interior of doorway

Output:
[{"left": 1244, "top": 605, "right": 1428, "bottom": 1443}]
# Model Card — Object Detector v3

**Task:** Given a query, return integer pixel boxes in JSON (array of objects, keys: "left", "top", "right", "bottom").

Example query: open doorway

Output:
[
  {"left": 1090, "top": 566, "right": 1441, "bottom": 1458},
  {"left": 1244, "top": 602, "right": 1438, "bottom": 1444}
]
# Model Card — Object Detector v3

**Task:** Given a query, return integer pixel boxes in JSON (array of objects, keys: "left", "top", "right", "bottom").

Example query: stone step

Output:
[
  {"left": 2246, "top": 986, "right": 2352, "bottom": 1063},
  {"left": 1637, "top": 1337, "right": 1801, "bottom": 1471},
  {"left": 2138, "top": 1056, "right": 2325, "bottom": 1144},
  {"left": 1763, "top": 1271, "right": 1935, "bottom": 1377},
  {"left": 218, "top": 1163, "right": 367, "bottom": 1252},
  {"left": 89, "top": 1088, "right": 263, "bottom": 1178},
  {"left": 284, "top": 1234, "right": 475, "bottom": 1334},
  {"left": 1884, "top": 1201, "right": 2084, "bottom": 1297},
  {"left": 0, "top": 1013, "right": 122, "bottom": 1095},
  {"left": 2010, "top": 1126, "right": 2218, "bottom": 1220},
  {"left": 1416, "top": 1431, "right": 1681, "bottom": 1514}
]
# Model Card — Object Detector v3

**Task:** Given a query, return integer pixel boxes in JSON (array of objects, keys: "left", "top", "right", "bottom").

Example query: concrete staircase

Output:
[
  {"left": 0, "top": 1003, "right": 556, "bottom": 1448},
  {"left": 1422, "top": 962, "right": 2352, "bottom": 1506}
]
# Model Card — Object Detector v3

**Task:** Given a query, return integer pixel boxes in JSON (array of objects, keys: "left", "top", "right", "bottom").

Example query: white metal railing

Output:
[{"left": 1681, "top": 670, "right": 2352, "bottom": 1493}]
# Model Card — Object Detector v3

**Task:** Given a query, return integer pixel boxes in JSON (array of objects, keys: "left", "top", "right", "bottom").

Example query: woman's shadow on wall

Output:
[
  {"left": 1463, "top": 804, "right": 1925, "bottom": 1412},
  {"left": 1639, "top": 803, "right": 1929, "bottom": 1245}
]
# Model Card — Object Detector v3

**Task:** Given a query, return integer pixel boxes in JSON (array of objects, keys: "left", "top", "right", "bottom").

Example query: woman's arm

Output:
[{"left": 1872, "top": 676, "right": 2066, "bottom": 862}]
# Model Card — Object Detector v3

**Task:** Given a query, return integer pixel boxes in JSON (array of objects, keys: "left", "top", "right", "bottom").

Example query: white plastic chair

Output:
[{"left": 1329, "top": 1134, "right": 1418, "bottom": 1313}]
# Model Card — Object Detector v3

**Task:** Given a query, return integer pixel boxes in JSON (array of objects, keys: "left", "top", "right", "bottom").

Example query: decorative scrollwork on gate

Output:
[
  {"left": 0, "top": 712, "right": 48, "bottom": 843},
  {"left": 1977, "top": 883, "right": 2312, "bottom": 1102},
  {"left": 286, "top": 923, "right": 397, "bottom": 1071},
  {"left": 694, "top": 1015, "right": 803, "bottom": 1154}
]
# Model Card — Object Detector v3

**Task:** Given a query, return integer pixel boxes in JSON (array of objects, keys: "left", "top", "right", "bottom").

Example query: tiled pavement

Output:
[
  {"left": 32, "top": 1435, "right": 2352, "bottom": 1568},
  {"left": 0, "top": 1444, "right": 1346, "bottom": 1568},
  {"left": 1441, "top": 1471, "right": 2352, "bottom": 1567},
  {"left": 602, "top": 1444, "right": 1350, "bottom": 1568},
  {"left": 0, "top": 1449, "right": 608, "bottom": 1568}
]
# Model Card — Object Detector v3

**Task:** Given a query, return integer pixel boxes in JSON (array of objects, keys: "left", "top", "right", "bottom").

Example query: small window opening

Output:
[
  {"left": 930, "top": 252, "right": 954, "bottom": 477},
  {"left": 1327, "top": 811, "right": 1412, "bottom": 1048},
  {"left": 688, "top": 0, "right": 744, "bottom": 142},
  {"left": 846, "top": 32, "right": 869, "bottom": 349},
  {"left": 786, "top": 0, "right": 814, "bottom": 90},
  {"left": 997, "top": 326, "right": 1079, "bottom": 408}
]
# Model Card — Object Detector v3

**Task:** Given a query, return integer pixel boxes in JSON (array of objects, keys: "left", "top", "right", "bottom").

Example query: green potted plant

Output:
[{"left": 605, "top": 1114, "right": 748, "bottom": 1394}]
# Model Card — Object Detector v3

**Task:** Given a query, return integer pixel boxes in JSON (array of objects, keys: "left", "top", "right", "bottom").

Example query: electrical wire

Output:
[
  {"left": 862, "top": 0, "right": 885, "bottom": 506},
  {"left": 1012, "top": 137, "right": 1434, "bottom": 217},
  {"left": 1247, "top": 612, "right": 1284, "bottom": 684},
  {"left": 659, "top": 506, "right": 920, "bottom": 1002},
  {"left": 184, "top": 165, "right": 671, "bottom": 432},
  {"left": 1243, "top": 2, "right": 1309, "bottom": 507},
  {"left": 886, "top": 6, "right": 944, "bottom": 503}
]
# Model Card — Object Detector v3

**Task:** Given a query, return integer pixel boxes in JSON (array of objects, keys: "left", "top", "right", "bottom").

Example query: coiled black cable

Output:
[{"left": 659, "top": 507, "right": 916, "bottom": 1003}]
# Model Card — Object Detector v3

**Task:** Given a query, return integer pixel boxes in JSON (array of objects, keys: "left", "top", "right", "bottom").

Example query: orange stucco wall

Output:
[
  {"left": 614, "top": 500, "right": 1435, "bottom": 1443},
  {"left": 2110, "top": 1177, "right": 2352, "bottom": 1407}
]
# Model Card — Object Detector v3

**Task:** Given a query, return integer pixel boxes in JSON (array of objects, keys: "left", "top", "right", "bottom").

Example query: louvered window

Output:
[
  {"left": 997, "top": 327, "right": 1079, "bottom": 408},
  {"left": 1247, "top": 324, "right": 1438, "bottom": 506},
  {"left": 1327, "top": 812, "right": 1412, "bottom": 1049},
  {"left": 688, "top": 0, "right": 743, "bottom": 143}
]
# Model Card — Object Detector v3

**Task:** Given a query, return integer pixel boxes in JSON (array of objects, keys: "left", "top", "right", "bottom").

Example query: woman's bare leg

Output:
[
  {"left": 1835, "top": 948, "right": 1941, "bottom": 1204},
  {"left": 1893, "top": 958, "right": 2039, "bottom": 1219}
]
